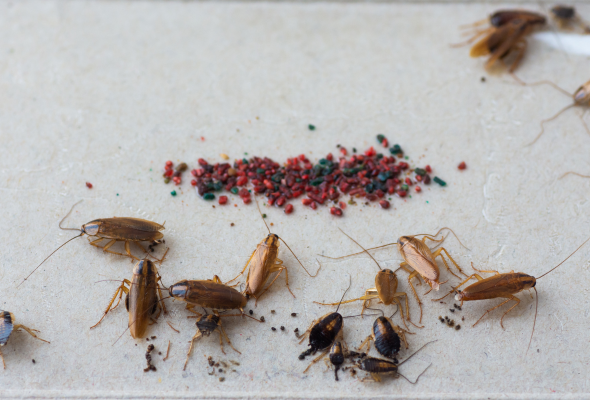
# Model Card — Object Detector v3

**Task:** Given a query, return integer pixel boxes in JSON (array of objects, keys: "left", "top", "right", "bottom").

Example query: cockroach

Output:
[
  {"left": 298, "top": 277, "right": 351, "bottom": 373},
  {"left": 327, "top": 341, "right": 346, "bottom": 381},
  {"left": 0, "top": 311, "right": 49, "bottom": 369},
  {"left": 524, "top": 79, "right": 590, "bottom": 146},
  {"left": 183, "top": 310, "right": 250, "bottom": 370},
  {"left": 551, "top": 6, "right": 590, "bottom": 33},
  {"left": 356, "top": 340, "right": 435, "bottom": 383},
  {"left": 168, "top": 276, "right": 249, "bottom": 315},
  {"left": 434, "top": 237, "right": 590, "bottom": 353},
  {"left": 456, "top": 10, "right": 546, "bottom": 47},
  {"left": 20, "top": 201, "right": 168, "bottom": 286},
  {"left": 469, "top": 15, "right": 546, "bottom": 72},
  {"left": 358, "top": 314, "right": 410, "bottom": 363},
  {"left": 322, "top": 228, "right": 468, "bottom": 324},
  {"left": 315, "top": 229, "right": 414, "bottom": 330},
  {"left": 90, "top": 257, "right": 168, "bottom": 338},
  {"left": 228, "top": 198, "right": 320, "bottom": 304}
]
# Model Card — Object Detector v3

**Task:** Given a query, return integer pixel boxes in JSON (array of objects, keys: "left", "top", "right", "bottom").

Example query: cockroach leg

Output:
[
  {"left": 433, "top": 273, "right": 483, "bottom": 301},
  {"left": 303, "top": 348, "right": 330, "bottom": 374},
  {"left": 430, "top": 247, "right": 468, "bottom": 278},
  {"left": 219, "top": 325, "right": 241, "bottom": 355},
  {"left": 251, "top": 259, "right": 294, "bottom": 305},
  {"left": 473, "top": 296, "right": 520, "bottom": 329},
  {"left": 508, "top": 39, "right": 527, "bottom": 73},
  {"left": 470, "top": 263, "right": 500, "bottom": 275},
  {"left": 227, "top": 250, "right": 256, "bottom": 284},
  {"left": 402, "top": 267, "right": 424, "bottom": 323},
  {"left": 12, "top": 325, "right": 50, "bottom": 344},
  {"left": 0, "top": 348, "right": 4, "bottom": 369},
  {"left": 90, "top": 279, "right": 131, "bottom": 329},
  {"left": 183, "top": 331, "right": 204, "bottom": 370}
]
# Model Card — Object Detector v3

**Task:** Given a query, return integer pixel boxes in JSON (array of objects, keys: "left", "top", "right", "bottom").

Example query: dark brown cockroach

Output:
[
  {"left": 356, "top": 340, "right": 435, "bottom": 383},
  {"left": 524, "top": 79, "right": 590, "bottom": 146},
  {"left": 551, "top": 6, "right": 590, "bottom": 33},
  {"left": 358, "top": 315, "right": 410, "bottom": 363},
  {"left": 298, "top": 277, "right": 352, "bottom": 373},
  {"left": 469, "top": 15, "right": 546, "bottom": 73},
  {"left": 168, "top": 276, "right": 249, "bottom": 315},
  {"left": 434, "top": 236, "right": 590, "bottom": 353},
  {"left": 90, "top": 257, "right": 168, "bottom": 339},
  {"left": 0, "top": 311, "right": 49, "bottom": 369},
  {"left": 456, "top": 10, "right": 546, "bottom": 47},
  {"left": 183, "top": 310, "right": 249, "bottom": 370},
  {"left": 322, "top": 228, "right": 468, "bottom": 324},
  {"left": 327, "top": 341, "right": 346, "bottom": 381},
  {"left": 228, "top": 198, "right": 320, "bottom": 304},
  {"left": 20, "top": 201, "right": 167, "bottom": 286},
  {"left": 316, "top": 229, "right": 415, "bottom": 330}
]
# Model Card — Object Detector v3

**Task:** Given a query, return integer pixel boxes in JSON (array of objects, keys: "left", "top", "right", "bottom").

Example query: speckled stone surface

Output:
[{"left": 1, "top": 1, "right": 590, "bottom": 398}]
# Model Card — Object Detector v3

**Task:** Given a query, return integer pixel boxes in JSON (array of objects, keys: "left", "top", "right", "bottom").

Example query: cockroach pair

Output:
[
  {"left": 228, "top": 199, "right": 320, "bottom": 304},
  {"left": 91, "top": 257, "right": 168, "bottom": 339},
  {"left": 21, "top": 201, "right": 168, "bottom": 286},
  {"left": 0, "top": 311, "right": 49, "bottom": 369},
  {"left": 324, "top": 228, "right": 468, "bottom": 323},
  {"left": 457, "top": 10, "right": 546, "bottom": 72},
  {"left": 434, "top": 236, "right": 590, "bottom": 352},
  {"left": 355, "top": 340, "right": 435, "bottom": 383},
  {"left": 316, "top": 229, "right": 415, "bottom": 330}
]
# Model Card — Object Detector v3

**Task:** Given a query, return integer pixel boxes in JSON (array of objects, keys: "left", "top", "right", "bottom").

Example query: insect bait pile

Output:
[{"left": 164, "top": 136, "right": 447, "bottom": 216}]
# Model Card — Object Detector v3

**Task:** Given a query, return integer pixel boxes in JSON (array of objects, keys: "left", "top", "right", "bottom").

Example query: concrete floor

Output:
[{"left": 1, "top": 1, "right": 590, "bottom": 399}]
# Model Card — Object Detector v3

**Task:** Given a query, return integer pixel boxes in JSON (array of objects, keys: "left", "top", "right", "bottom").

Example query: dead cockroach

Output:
[
  {"left": 91, "top": 257, "right": 168, "bottom": 338},
  {"left": 298, "top": 276, "right": 351, "bottom": 373},
  {"left": 227, "top": 198, "right": 320, "bottom": 304},
  {"left": 327, "top": 341, "right": 346, "bottom": 381},
  {"left": 0, "top": 311, "right": 49, "bottom": 369},
  {"left": 315, "top": 229, "right": 414, "bottom": 330},
  {"left": 456, "top": 9, "right": 546, "bottom": 47},
  {"left": 358, "top": 313, "right": 411, "bottom": 363},
  {"left": 469, "top": 15, "right": 546, "bottom": 73},
  {"left": 524, "top": 79, "right": 590, "bottom": 146},
  {"left": 356, "top": 340, "right": 435, "bottom": 383},
  {"left": 20, "top": 201, "right": 168, "bottom": 286},
  {"left": 322, "top": 228, "right": 468, "bottom": 324},
  {"left": 434, "top": 236, "right": 590, "bottom": 353},
  {"left": 551, "top": 5, "right": 590, "bottom": 33},
  {"left": 183, "top": 310, "right": 252, "bottom": 370}
]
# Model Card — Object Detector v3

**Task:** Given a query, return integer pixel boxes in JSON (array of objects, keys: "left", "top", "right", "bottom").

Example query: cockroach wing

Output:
[
  {"left": 401, "top": 241, "right": 438, "bottom": 281},
  {"left": 92, "top": 217, "right": 165, "bottom": 241},
  {"left": 0, "top": 311, "right": 14, "bottom": 346},
  {"left": 483, "top": 20, "right": 529, "bottom": 69}
]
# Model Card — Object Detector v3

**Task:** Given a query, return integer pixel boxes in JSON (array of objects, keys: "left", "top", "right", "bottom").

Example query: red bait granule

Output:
[
  {"left": 219, "top": 195, "right": 228, "bottom": 205},
  {"left": 284, "top": 204, "right": 294, "bottom": 214},
  {"left": 86, "top": 182, "right": 93, "bottom": 189},
  {"left": 379, "top": 200, "right": 390, "bottom": 209},
  {"left": 330, "top": 207, "right": 343, "bottom": 216},
  {"left": 458, "top": 161, "right": 467, "bottom": 170}
]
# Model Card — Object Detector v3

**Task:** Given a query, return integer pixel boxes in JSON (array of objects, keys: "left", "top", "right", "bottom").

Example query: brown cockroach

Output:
[
  {"left": 523, "top": 79, "right": 590, "bottom": 146},
  {"left": 228, "top": 198, "right": 320, "bottom": 304},
  {"left": 322, "top": 228, "right": 468, "bottom": 324},
  {"left": 326, "top": 341, "right": 346, "bottom": 381},
  {"left": 456, "top": 10, "right": 546, "bottom": 47},
  {"left": 90, "top": 257, "right": 168, "bottom": 339},
  {"left": 183, "top": 310, "right": 250, "bottom": 370},
  {"left": 469, "top": 15, "right": 546, "bottom": 73},
  {"left": 551, "top": 6, "right": 590, "bottom": 33},
  {"left": 0, "top": 311, "right": 49, "bottom": 369},
  {"left": 356, "top": 340, "right": 435, "bottom": 383},
  {"left": 168, "top": 276, "right": 250, "bottom": 315},
  {"left": 434, "top": 236, "right": 590, "bottom": 352},
  {"left": 20, "top": 201, "right": 168, "bottom": 286},
  {"left": 315, "top": 229, "right": 415, "bottom": 330}
]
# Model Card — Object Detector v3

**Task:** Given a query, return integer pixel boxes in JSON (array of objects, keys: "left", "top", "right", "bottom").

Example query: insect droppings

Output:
[{"left": 291, "top": 313, "right": 297, "bottom": 317}]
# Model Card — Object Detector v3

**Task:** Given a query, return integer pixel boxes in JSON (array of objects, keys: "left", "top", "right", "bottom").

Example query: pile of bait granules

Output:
[{"left": 164, "top": 135, "right": 447, "bottom": 216}]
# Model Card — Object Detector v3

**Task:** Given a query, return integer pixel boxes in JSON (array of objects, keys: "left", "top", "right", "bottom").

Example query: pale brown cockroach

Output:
[
  {"left": 228, "top": 198, "right": 320, "bottom": 304},
  {"left": 20, "top": 201, "right": 168, "bottom": 286},
  {"left": 183, "top": 310, "right": 252, "bottom": 370},
  {"left": 316, "top": 228, "right": 415, "bottom": 330},
  {"left": 355, "top": 340, "right": 435, "bottom": 383},
  {"left": 550, "top": 5, "right": 590, "bottom": 33},
  {"left": 90, "top": 257, "right": 168, "bottom": 339},
  {"left": 434, "top": 236, "right": 590, "bottom": 353},
  {"left": 455, "top": 9, "right": 546, "bottom": 47},
  {"left": 322, "top": 228, "right": 469, "bottom": 324},
  {"left": 522, "top": 79, "right": 590, "bottom": 146},
  {"left": 0, "top": 311, "right": 49, "bottom": 369}
]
